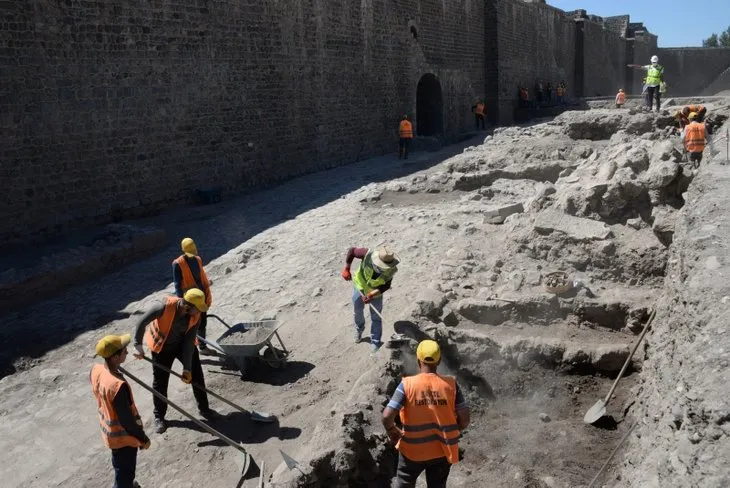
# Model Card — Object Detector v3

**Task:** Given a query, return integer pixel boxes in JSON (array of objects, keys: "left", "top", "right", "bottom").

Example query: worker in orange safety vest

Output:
[
  {"left": 615, "top": 89, "right": 626, "bottom": 108},
  {"left": 682, "top": 112, "right": 712, "bottom": 168},
  {"left": 173, "top": 237, "right": 213, "bottom": 352},
  {"left": 133, "top": 288, "right": 219, "bottom": 434},
  {"left": 398, "top": 115, "right": 413, "bottom": 160},
  {"left": 472, "top": 101, "right": 486, "bottom": 130},
  {"left": 91, "top": 334, "right": 150, "bottom": 488},
  {"left": 382, "top": 340, "right": 470, "bottom": 488}
]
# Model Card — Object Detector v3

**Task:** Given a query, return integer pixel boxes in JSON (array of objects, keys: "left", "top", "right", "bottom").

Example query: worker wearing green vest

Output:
[{"left": 628, "top": 55, "right": 665, "bottom": 112}]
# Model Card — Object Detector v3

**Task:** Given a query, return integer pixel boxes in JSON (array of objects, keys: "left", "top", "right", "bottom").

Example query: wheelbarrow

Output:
[{"left": 198, "top": 314, "right": 289, "bottom": 377}]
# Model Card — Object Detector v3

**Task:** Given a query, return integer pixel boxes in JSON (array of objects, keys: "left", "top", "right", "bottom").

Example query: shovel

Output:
[
  {"left": 140, "top": 355, "right": 276, "bottom": 424},
  {"left": 119, "top": 365, "right": 252, "bottom": 478},
  {"left": 583, "top": 309, "right": 656, "bottom": 424}
]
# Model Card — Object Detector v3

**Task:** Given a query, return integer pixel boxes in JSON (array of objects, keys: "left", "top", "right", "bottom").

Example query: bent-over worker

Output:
[
  {"left": 382, "top": 340, "right": 470, "bottom": 488},
  {"left": 133, "top": 288, "right": 218, "bottom": 433},
  {"left": 173, "top": 237, "right": 213, "bottom": 352},
  {"left": 341, "top": 245, "right": 399, "bottom": 352},
  {"left": 91, "top": 334, "right": 150, "bottom": 488},
  {"left": 682, "top": 104, "right": 707, "bottom": 122}
]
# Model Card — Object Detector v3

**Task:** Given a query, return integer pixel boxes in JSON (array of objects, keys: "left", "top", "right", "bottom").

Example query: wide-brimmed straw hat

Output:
[{"left": 372, "top": 246, "right": 400, "bottom": 269}]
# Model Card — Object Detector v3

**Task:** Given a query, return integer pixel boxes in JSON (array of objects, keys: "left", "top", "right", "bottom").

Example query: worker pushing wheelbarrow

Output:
[{"left": 197, "top": 314, "right": 290, "bottom": 377}]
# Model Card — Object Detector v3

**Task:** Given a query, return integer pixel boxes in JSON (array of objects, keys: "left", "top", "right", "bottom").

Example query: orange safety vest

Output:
[
  {"left": 145, "top": 296, "right": 200, "bottom": 353},
  {"left": 90, "top": 364, "right": 143, "bottom": 449},
  {"left": 399, "top": 120, "right": 413, "bottom": 139},
  {"left": 684, "top": 122, "right": 706, "bottom": 153},
  {"left": 474, "top": 103, "right": 485, "bottom": 115},
  {"left": 397, "top": 373, "right": 460, "bottom": 464},
  {"left": 687, "top": 104, "right": 704, "bottom": 114},
  {"left": 616, "top": 92, "right": 625, "bottom": 104},
  {"left": 173, "top": 255, "right": 212, "bottom": 305},
  {"left": 556, "top": 86, "right": 565, "bottom": 96}
]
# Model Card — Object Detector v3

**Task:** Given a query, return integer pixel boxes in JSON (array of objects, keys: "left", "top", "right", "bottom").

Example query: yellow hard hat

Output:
[
  {"left": 416, "top": 340, "right": 441, "bottom": 364},
  {"left": 95, "top": 334, "right": 131, "bottom": 359},
  {"left": 183, "top": 288, "right": 209, "bottom": 312},
  {"left": 688, "top": 112, "right": 698, "bottom": 120},
  {"left": 181, "top": 237, "right": 198, "bottom": 257}
]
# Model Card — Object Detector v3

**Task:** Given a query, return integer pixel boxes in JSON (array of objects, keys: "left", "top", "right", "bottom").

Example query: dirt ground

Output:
[{"left": 5, "top": 100, "right": 726, "bottom": 488}]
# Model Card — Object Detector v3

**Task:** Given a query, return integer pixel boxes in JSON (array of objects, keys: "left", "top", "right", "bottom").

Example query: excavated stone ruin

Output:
[{"left": 269, "top": 104, "right": 728, "bottom": 488}]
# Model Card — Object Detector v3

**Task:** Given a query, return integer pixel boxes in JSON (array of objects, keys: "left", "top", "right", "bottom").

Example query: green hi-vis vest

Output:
[
  {"left": 646, "top": 65, "right": 663, "bottom": 86},
  {"left": 352, "top": 250, "right": 397, "bottom": 294}
]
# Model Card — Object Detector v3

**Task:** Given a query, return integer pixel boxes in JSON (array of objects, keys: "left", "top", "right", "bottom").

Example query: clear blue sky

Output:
[{"left": 547, "top": 1, "right": 730, "bottom": 47}]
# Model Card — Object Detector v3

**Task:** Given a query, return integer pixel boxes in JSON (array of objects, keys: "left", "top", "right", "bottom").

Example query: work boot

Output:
[
  {"left": 154, "top": 417, "right": 167, "bottom": 434},
  {"left": 371, "top": 342, "right": 382, "bottom": 353},
  {"left": 354, "top": 329, "right": 363, "bottom": 343},
  {"left": 199, "top": 408, "right": 221, "bottom": 421}
]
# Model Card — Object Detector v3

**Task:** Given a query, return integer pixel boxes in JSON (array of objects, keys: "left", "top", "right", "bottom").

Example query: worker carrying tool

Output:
[
  {"left": 341, "top": 245, "right": 400, "bottom": 352},
  {"left": 615, "top": 89, "right": 626, "bottom": 108},
  {"left": 398, "top": 115, "right": 413, "bottom": 160},
  {"left": 628, "top": 55, "right": 664, "bottom": 112},
  {"left": 133, "top": 288, "right": 219, "bottom": 433},
  {"left": 382, "top": 340, "right": 470, "bottom": 488},
  {"left": 682, "top": 112, "right": 712, "bottom": 168},
  {"left": 472, "top": 100, "right": 486, "bottom": 130},
  {"left": 91, "top": 334, "right": 150, "bottom": 488},
  {"left": 681, "top": 104, "right": 707, "bottom": 122},
  {"left": 173, "top": 237, "right": 213, "bottom": 352}
]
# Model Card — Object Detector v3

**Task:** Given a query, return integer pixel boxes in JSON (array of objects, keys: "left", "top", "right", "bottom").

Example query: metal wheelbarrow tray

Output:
[{"left": 199, "top": 314, "right": 290, "bottom": 376}]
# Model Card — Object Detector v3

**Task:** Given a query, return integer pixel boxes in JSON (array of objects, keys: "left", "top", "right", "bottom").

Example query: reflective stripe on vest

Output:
[
  {"left": 90, "top": 364, "right": 143, "bottom": 449},
  {"left": 173, "top": 255, "right": 212, "bottom": 305},
  {"left": 145, "top": 296, "right": 199, "bottom": 353},
  {"left": 475, "top": 103, "right": 485, "bottom": 115},
  {"left": 399, "top": 120, "right": 413, "bottom": 139},
  {"left": 352, "top": 250, "right": 396, "bottom": 294},
  {"left": 646, "top": 65, "right": 663, "bottom": 85},
  {"left": 685, "top": 122, "right": 706, "bottom": 153},
  {"left": 397, "top": 373, "right": 460, "bottom": 464}
]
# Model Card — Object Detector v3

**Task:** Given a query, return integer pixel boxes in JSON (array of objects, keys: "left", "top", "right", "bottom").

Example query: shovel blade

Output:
[
  {"left": 279, "top": 449, "right": 299, "bottom": 470},
  {"left": 235, "top": 444, "right": 252, "bottom": 478},
  {"left": 250, "top": 410, "right": 276, "bottom": 424},
  {"left": 584, "top": 399, "right": 607, "bottom": 424}
]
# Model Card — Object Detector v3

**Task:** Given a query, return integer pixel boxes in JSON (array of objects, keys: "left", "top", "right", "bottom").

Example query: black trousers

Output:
[
  {"left": 646, "top": 85, "right": 661, "bottom": 111},
  {"left": 198, "top": 312, "right": 208, "bottom": 340},
  {"left": 399, "top": 138, "right": 410, "bottom": 159},
  {"left": 393, "top": 453, "right": 451, "bottom": 488},
  {"left": 111, "top": 446, "right": 137, "bottom": 488},
  {"left": 151, "top": 346, "right": 209, "bottom": 419},
  {"left": 474, "top": 114, "right": 485, "bottom": 130}
]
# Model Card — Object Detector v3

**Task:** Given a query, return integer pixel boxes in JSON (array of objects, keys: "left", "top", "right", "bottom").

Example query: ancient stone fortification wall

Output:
[
  {"left": 0, "top": 0, "right": 484, "bottom": 247},
  {"left": 582, "top": 19, "right": 626, "bottom": 97},
  {"left": 658, "top": 48, "right": 730, "bottom": 96},
  {"left": 490, "top": 0, "right": 576, "bottom": 125}
]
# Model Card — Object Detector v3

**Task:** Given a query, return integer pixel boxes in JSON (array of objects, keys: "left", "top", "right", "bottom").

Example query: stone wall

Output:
[
  {"left": 582, "top": 19, "right": 627, "bottom": 97},
  {"left": 0, "top": 0, "right": 484, "bottom": 248},
  {"left": 658, "top": 48, "right": 730, "bottom": 96},
  {"left": 490, "top": 0, "right": 576, "bottom": 125}
]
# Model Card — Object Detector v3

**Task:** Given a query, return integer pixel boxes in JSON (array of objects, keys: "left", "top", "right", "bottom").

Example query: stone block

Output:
[
  {"left": 534, "top": 210, "right": 613, "bottom": 241},
  {"left": 483, "top": 203, "right": 524, "bottom": 224}
]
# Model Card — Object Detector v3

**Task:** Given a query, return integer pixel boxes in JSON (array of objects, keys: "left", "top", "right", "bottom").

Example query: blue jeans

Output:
[
  {"left": 352, "top": 287, "right": 383, "bottom": 346},
  {"left": 111, "top": 446, "right": 137, "bottom": 488}
]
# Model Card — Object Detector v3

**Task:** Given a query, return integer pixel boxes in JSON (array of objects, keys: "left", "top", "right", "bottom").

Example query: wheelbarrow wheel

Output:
[{"left": 261, "top": 346, "right": 287, "bottom": 369}]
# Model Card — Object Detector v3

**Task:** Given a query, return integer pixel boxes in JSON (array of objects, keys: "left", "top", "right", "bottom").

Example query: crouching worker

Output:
[
  {"left": 382, "top": 340, "right": 470, "bottom": 488},
  {"left": 90, "top": 334, "right": 151, "bottom": 488}
]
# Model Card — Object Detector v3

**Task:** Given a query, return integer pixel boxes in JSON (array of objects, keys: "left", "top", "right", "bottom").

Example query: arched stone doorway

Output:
[{"left": 416, "top": 73, "right": 443, "bottom": 137}]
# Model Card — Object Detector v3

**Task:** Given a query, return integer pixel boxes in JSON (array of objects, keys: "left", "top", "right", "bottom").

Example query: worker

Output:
[
  {"left": 556, "top": 83, "right": 565, "bottom": 105},
  {"left": 615, "top": 88, "right": 626, "bottom": 108},
  {"left": 674, "top": 110, "right": 690, "bottom": 131},
  {"left": 341, "top": 245, "right": 400, "bottom": 352},
  {"left": 133, "top": 288, "right": 218, "bottom": 433},
  {"left": 518, "top": 86, "right": 529, "bottom": 108},
  {"left": 682, "top": 112, "right": 712, "bottom": 168},
  {"left": 472, "top": 101, "right": 486, "bottom": 130},
  {"left": 173, "top": 237, "right": 213, "bottom": 352},
  {"left": 681, "top": 104, "right": 707, "bottom": 122},
  {"left": 382, "top": 340, "right": 470, "bottom": 488},
  {"left": 628, "top": 55, "right": 664, "bottom": 112},
  {"left": 91, "top": 334, "right": 150, "bottom": 488},
  {"left": 398, "top": 115, "right": 413, "bottom": 160}
]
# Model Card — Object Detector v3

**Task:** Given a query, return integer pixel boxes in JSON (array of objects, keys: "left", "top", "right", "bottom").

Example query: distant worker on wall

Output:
[
  {"left": 398, "top": 115, "right": 413, "bottom": 160},
  {"left": 681, "top": 112, "right": 712, "bottom": 169},
  {"left": 472, "top": 100, "right": 486, "bottom": 130},
  {"left": 173, "top": 237, "right": 213, "bottom": 352},
  {"left": 556, "top": 83, "right": 565, "bottom": 105},
  {"left": 382, "top": 340, "right": 470, "bottom": 488},
  {"left": 518, "top": 86, "right": 529, "bottom": 109},
  {"left": 615, "top": 89, "right": 626, "bottom": 108},
  {"left": 628, "top": 55, "right": 664, "bottom": 112},
  {"left": 535, "top": 80, "right": 544, "bottom": 107},
  {"left": 545, "top": 82, "right": 553, "bottom": 105}
]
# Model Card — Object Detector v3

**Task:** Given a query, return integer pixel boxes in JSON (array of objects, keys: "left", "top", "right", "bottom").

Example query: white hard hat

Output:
[{"left": 651, "top": 55, "right": 659, "bottom": 63}]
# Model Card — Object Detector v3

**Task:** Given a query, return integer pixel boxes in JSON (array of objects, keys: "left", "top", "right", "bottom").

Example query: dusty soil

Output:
[{"left": 2, "top": 99, "right": 729, "bottom": 488}]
